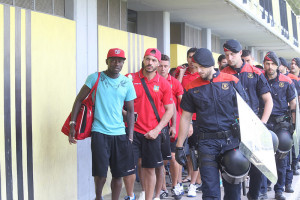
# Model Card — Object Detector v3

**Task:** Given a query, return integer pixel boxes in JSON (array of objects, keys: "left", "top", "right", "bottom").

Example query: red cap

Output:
[
  {"left": 107, "top": 48, "right": 126, "bottom": 60},
  {"left": 144, "top": 48, "right": 161, "bottom": 62}
]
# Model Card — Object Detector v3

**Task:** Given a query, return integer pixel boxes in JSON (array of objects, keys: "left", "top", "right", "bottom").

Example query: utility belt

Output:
[
  {"left": 198, "top": 130, "right": 233, "bottom": 140},
  {"left": 269, "top": 114, "right": 291, "bottom": 124}
]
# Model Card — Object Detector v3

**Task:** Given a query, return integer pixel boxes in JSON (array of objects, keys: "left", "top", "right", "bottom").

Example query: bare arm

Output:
[
  {"left": 260, "top": 92, "right": 273, "bottom": 123},
  {"left": 169, "top": 103, "right": 177, "bottom": 138},
  {"left": 144, "top": 104, "right": 174, "bottom": 140},
  {"left": 289, "top": 98, "right": 297, "bottom": 124},
  {"left": 176, "top": 67, "right": 187, "bottom": 83},
  {"left": 176, "top": 110, "right": 193, "bottom": 147},
  {"left": 125, "top": 100, "right": 135, "bottom": 142},
  {"left": 69, "top": 85, "right": 91, "bottom": 144}
]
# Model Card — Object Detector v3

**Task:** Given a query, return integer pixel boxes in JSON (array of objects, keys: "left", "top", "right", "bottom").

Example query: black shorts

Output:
[
  {"left": 91, "top": 132, "right": 135, "bottom": 178},
  {"left": 161, "top": 131, "right": 172, "bottom": 160},
  {"left": 132, "top": 131, "right": 164, "bottom": 168},
  {"left": 170, "top": 139, "right": 177, "bottom": 153}
]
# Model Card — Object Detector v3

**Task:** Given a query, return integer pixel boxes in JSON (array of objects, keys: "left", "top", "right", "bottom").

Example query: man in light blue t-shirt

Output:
[{"left": 69, "top": 48, "right": 136, "bottom": 200}]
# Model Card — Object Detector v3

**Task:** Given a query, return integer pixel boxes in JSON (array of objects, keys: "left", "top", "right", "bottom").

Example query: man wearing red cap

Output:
[
  {"left": 222, "top": 39, "right": 273, "bottom": 200},
  {"left": 68, "top": 48, "right": 137, "bottom": 200},
  {"left": 123, "top": 48, "right": 174, "bottom": 200}
]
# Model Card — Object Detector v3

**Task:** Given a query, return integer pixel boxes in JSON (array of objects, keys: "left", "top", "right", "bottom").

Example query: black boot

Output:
[
  {"left": 293, "top": 169, "right": 300, "bottom": 175},
  {"left": 247, "top": 192, "right": 258, "bottom": 200},
  {"left": 275, "top": 192, "right": 286, "bottom": 200},
  {"left": 285, "top": 184, "right": 294, "bottom": 193}
]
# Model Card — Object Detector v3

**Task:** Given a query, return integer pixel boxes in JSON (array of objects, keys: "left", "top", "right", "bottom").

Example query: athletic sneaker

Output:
[
  {"left": 171, "top": 186, "right": 183, "bottom": 200},
  {"left": 124, "top": 193, "right": 136, "bottom": 200},
  {"left": 160, "top": 190, "right": 168, "bottom": 199},
  {"left": 153, "top": 198, "right": 160, "bottom": 200},
  {"left": 187, "top": 184, "right": 197, "bottom": 197},
  {"left": 138, "top": 191, "right": 145, "bottom": 200},
  {"left": 176, "top": 183, "right": 184, "bottom": 195},
  {"left": 196, "top": 183, "right": 202, "bottom": 192}
]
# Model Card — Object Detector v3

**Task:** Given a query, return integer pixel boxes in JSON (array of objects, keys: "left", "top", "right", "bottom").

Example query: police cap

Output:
[
  {"left": 223, "top": 39, "right": 242, "bottom": 53},
  {"left": 279, "top": 57, "right": 289, "bottom": 70},
  {"left": 293, "top": 58, "right": 300, "bottom": 67},
  {"left": 192, "top": 48, "right": 215, "bottom": 68},
  {"left": 264, "top": 51, "right": 280, "bottom": 66}
]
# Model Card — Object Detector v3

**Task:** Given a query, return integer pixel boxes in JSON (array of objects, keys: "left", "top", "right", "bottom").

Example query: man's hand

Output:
[
  {"left": 188, "top": 123, "right": 193, "bottom": 137},
  {"left": 69, "top": 125, "right": 77, "bottom": 144},
  {"left": 169, "top": 125, "right": 176, "bottom": 138},
  {"left": 175, "top": 147, "right": 187, "bottom": 166},
  {"left": 144, "top": 129, "right": 160, "bottom": 140},
  {"left": 179, "top": 66, "right": 187, "bottom": 75}
]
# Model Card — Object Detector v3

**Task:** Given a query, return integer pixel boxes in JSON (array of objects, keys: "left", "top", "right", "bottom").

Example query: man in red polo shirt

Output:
[
  {"left": 157, "top": 54, "right": 184, "bottom": 199},
  {"left": 175, "top": 48, "right": 202, "bottom": 197},
  {"left": 123, "top": 48, "right": 174, "bottom": 200}
]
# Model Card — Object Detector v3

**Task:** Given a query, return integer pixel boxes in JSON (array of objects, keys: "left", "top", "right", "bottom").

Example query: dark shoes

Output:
[
  {"left": 285, "top": 184, "right": 294, "bottom": 193},
  {"left": 275, "top": 192, "right": 286, "bottom": 200},
  {"left": 246, "top": 192, "right": 258, "bottom": 200},
  {"left": 258, "top": 193, "right": 268, "bottom": 200}
]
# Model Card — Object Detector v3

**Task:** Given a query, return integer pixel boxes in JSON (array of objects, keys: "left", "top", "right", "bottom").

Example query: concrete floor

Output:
[{"left": 103, "top": 169, "right": 300, "bottom": 200}]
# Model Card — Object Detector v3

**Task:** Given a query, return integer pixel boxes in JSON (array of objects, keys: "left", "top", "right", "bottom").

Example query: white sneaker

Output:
[
  {"left": 138, "top": 191, "right": 145, "bottom": 200},
  {"left": 187, "top": 184, "right": 197, "bottom": 197},
  {"left": 175, "top": 183, "right": 184, "bottom": 195},
  {"left": 153, "top": 198, "right": 160, "bottom": 200}
]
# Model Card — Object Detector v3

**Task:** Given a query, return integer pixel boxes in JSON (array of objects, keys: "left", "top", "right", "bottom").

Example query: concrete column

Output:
[
  {"left": 137, "top": 11, "right": 170, "bottom": 56},
  {"left": 201, "top": 28, "right": 211, "bottom": 51},
  {"left": 73, "top": 0, "right": 98, "bottom": 199},
  {"left": 220, "top": 39, "right": 228, "bottom": 54}
]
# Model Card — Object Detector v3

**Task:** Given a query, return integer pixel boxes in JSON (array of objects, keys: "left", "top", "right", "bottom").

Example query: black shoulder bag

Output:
[{"left": 140, "top": 78, "right": 169, "bottom": 142}]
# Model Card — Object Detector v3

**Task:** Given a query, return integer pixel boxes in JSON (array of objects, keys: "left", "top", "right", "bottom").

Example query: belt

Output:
[
  {"left": 198, "top": 130, "right": 232, "bottom": 140},
  {"left": 269, "top": 115, "right": 288, "bottom": 123}
]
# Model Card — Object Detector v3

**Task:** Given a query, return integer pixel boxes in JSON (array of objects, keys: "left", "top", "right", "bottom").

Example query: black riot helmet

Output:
[
  {"left": 269, "top": 130, "right": 279, "bottom": 152},
  {"left": 220, "top": 148, "right": 250, "bottom": 184},
  {"left": 276, "top": 129, "right": 293, "bottom": 159}
]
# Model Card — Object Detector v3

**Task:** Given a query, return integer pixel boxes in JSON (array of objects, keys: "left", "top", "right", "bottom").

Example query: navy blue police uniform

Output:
[
  {"left": 260, "top": 71, "right": 296, "bottom": 197},
  {"left": 222, "top": 39, "right": 271, "bottom": 200},
  {"left": 181, "top": 70, "right": 248, "bottom": 200}
]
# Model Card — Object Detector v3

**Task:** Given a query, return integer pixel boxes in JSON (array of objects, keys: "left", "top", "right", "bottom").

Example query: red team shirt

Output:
[
  {"left": 175, "top": 65, "right": 200, "bottom": 120},
  {"left": 166, "top": 74, "right": 184, "bottom": 141},
  {"left": 126, "top": 69, "right": 173, "bottom": 134}
]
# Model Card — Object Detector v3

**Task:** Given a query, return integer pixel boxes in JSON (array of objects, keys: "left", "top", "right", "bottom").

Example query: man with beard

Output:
[
  {"left": 260, "top": 51, "right": 296, "bottom": 200},
  {"left": 175, "top": 48, "right": 249, "bottom": 200},
  {"left": 222, "top": 39, "right": 273, "bottom": 200},
  {"left": 68, "top": 48, "right": 136, "bottom": 200},
  {"left": 123, "top": 48, "right": 174, "bottom": 200},
  {"left": 290, "top": 58, "right": 300, "bottom": 78},
  {"left": 218, "top": 54, "right": 227, "bottom": 71}
]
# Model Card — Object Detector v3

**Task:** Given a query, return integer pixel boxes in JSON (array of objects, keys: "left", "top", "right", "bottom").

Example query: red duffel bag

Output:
[{"left": 61, "top": 72, "right": 100, "bottom": 140}]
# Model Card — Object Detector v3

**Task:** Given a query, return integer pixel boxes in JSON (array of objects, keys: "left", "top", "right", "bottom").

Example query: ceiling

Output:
[{"left": 127, "top": 0, "right": 300, "bottom": 60}]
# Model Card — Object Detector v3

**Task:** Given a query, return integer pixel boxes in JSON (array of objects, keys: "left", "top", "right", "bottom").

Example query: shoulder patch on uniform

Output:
[
  {"left": 222, "top": 83, "right": 229, "bottom": 90},
  {"left": 279, "top": 82, "right": 284, "bottom": 87},
  {"left": 247, "top": 73, "right": 253, "bottom": 78},
  {"left": 193, "top": 89, "right": 200, "bottom": 94}
]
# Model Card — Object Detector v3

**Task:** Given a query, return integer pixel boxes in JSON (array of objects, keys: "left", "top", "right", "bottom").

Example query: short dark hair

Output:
[
  {"left": 242, "top": 50, "right": 251, "bottom": 57},
  {"left": 218, "top": 54, "right": 226, "bottom": 62},
  {"left": 255, "top": 65, "right": 263, "bottom": 70},
  {"left": 187, "top": 47, "right": 197, "bottom": 57},
  {"left": 161, "top": 54, "right": 170, "bottom": 62}
]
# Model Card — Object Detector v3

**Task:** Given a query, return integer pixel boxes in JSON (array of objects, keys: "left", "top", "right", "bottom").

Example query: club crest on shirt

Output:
[
  {"left": 279, "top": 82, "right": 284, "bottom": 87},
  {"left": 222, "top": 83, "right": 229, "bottom": 90},
  {"left": 154, "top": 85, "right": 159, "bottom": 92},
  {"left": 248, "top": 73, "right": 254, "bottom": 78}
]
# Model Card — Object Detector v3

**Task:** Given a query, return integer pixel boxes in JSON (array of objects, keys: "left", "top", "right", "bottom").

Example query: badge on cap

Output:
[{"left": 115, "top": 49, "right": 121, "bottom": 54}]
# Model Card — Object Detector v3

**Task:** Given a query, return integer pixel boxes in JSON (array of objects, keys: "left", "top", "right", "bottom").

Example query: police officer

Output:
[
  {"left": 279, "top": 57, "right": 300, "bottom": 194},
  {"left": 175, "top": 48, "right": 249, "bottom": 200},
  {"left": 260, "top": 52, "right": 296, "bottom": 200},
  {"left": 290, "top": 58, "right": 300, "bottom": 78},
  {"left": 222, "top": 39, "right": 273, "bottom": 200}
]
